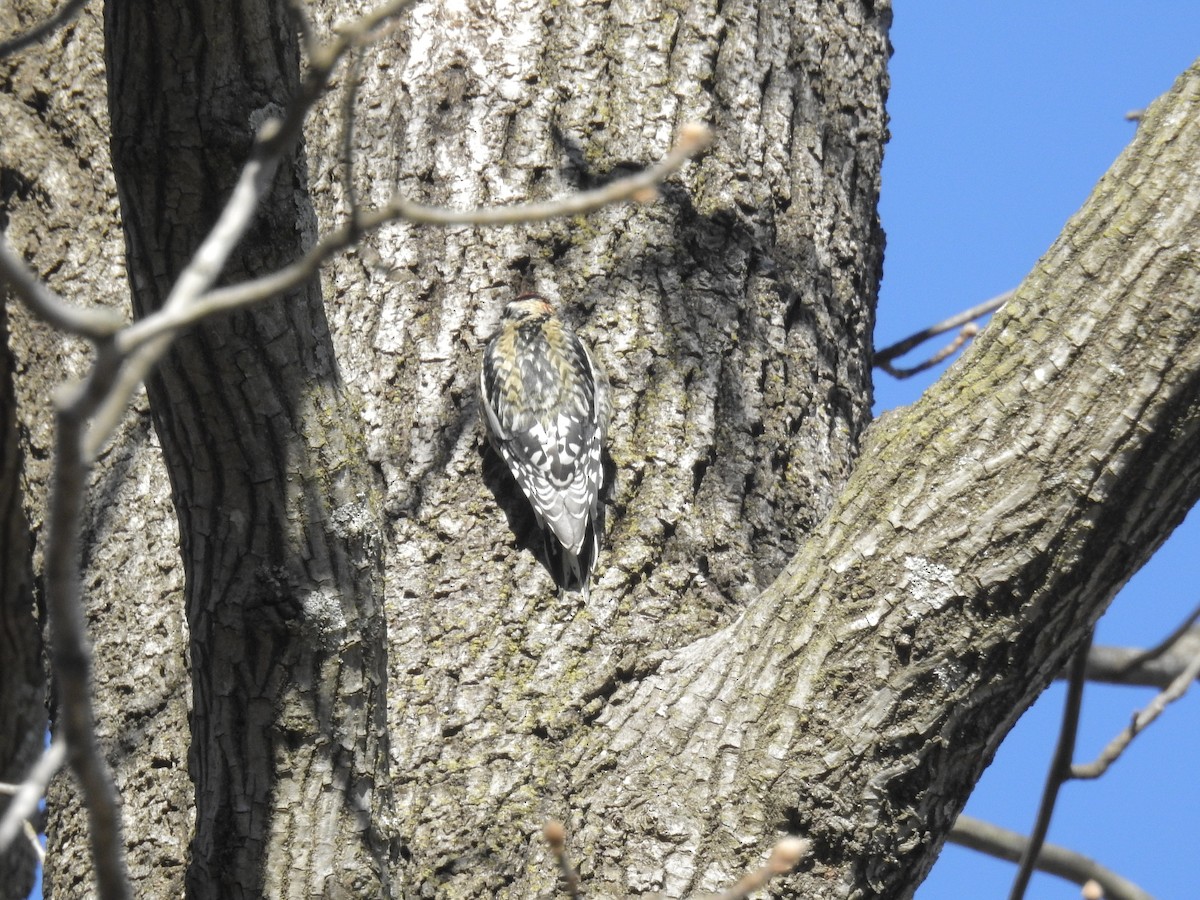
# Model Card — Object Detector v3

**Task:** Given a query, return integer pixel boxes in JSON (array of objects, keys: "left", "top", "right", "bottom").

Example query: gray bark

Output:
[
  {"left": 1, "top": 5, "right": 189, "bottom": 898},
  {"left": 0, "top": 293, "right": 42, "bottom": 900},
  {"left": 102, "top": 1, "right": 392, "bottom": 897},
  {"left": 3, "top": 0, "right": 1198, "bottom": 896},
  {"left": 305, "top": 0, "right": 886, "bottom": 893},
  {"left": 552, "top": 62, "right": 1200, "bottom": 897}
]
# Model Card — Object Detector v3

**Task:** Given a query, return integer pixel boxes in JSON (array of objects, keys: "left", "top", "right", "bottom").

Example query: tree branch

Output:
[
  {"left": 949, "top": 815, "right": 1152, "bottom": 900},
  {"left": 564, "top": 60, "right": 1200, "bottom": 896},
  {"left": 113, "top": 123, "right": 711, "bottom": 357},
  {"left": 1010, "top": 634, "right": 1091, "bottom": 900},
  {"left": 1071, "top": 640, "right": 1200, "bottom": 780},
  {"left": 1082, "top": 640, "right": 1200, "bottom": 688},
  {"left": 0, "top": 0, "right": 88, "bottom": 58},
  {"left": 0, "top": 738, "right": 65, "bottom": 853},
  {"left": 1115, "top": 600, "right": 1200, "bottom": 675},
  {"left": 875, "top": 289, "right": 1012, "bottom": 376},
  {"left": 44, "top": 345, "right": 132, "bottom": 899},
  {"left": 0, "top": 239, "right": 124, "bottom": 339}
]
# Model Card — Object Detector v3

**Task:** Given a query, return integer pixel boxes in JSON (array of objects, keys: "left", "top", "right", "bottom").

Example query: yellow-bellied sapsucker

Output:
[{"left": 480, "top": 294, "right": 610, "bottom": 596}]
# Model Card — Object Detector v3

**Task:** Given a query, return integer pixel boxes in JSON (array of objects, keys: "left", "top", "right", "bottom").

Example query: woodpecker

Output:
[{"left": 479, "top": 294, "right": 610, "bottom": 596}]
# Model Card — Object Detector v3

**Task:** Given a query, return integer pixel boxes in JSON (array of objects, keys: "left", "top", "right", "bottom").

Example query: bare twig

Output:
[
  {"left": 1081, "top": 639, "right": 1200, "bottom": 688},
  {"left": 1115, "top": 600, "right": 1200, "bottom": 675},
  {"left": 950, "top": 815, "right": 1152, "bottom": 900},
  {"left": 1071, "top": 643, "right": 1200, "bottom": 780},
  {"left": 115, "top": 123, "right": 711, "bottom": 356},
  {"left": 543, "top": 820, "right": 581, "bottom": 899},
  {"left": 0, "top": 737, "right": 66, "bottom": 852},
  {"left": 1010, "top": 633, "right": 1092, "bottom": 900},
  {"left": 45, "top": 346, "right": 132, "bottom": 900},
  {"left": 0, "top": 0, "right": 89, "bottom": 58},
  {"left": 875, "top": 289, "right": 1012, "bottom": 378},
  {"left": 703, "top": 836, "right": 811, "bottom": 900},
  {"left": 24, "top": 819, "right": 44, "bottom": 864},
  {"left": 0, "top": 239, "right": 124, "bottom": 339},
  {"left": 878, "top": 322, "right": 980, "bottom": 378}
]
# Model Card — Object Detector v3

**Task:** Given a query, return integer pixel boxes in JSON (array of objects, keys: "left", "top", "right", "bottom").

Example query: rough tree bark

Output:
[
  {"left": 102, "top": 2, "right": 393, "bottom": 897},
  {"left": 308, "top": 0, "right": 886, "bottom": 894},
  {"left": 2, "top": 0, "right": 1198, "bottom": 897},
  {"left": 1, "top": 4, "right": 189, "bottom": 898},
  {"left": 0, "top": 296, "right": 42, "bottom": 900},
  {"left": 554, "top": 61, "right": 1200, "bottom": 896}
]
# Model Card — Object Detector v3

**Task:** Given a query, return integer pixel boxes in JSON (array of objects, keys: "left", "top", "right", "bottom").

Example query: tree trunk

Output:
[
  {"left": 2, "top": 5, "right": 190, "bottom": 898},
  {"left": 552, "top": 60, "right": 1200, "bottom": 896},
  {"left": 6, "top": 0, "right": 1199, "bottom": 896},
  {"left": 102, "top": 1, "right": 392, "bottom": 897},
  {"left": 306, "top": 0, "right": 887, "bottom": 893}
]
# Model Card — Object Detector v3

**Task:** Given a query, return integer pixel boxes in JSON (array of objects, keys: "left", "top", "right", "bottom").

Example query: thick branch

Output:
[
  {"left": 1010, "top": 636, "right": 1091, "bottom": 900},
  {"left": 949, "top": 815, "right": 1152, "bottom": 900},
  {"left": 1084, "top": 641, "right": 1200, "bottom": 687}
]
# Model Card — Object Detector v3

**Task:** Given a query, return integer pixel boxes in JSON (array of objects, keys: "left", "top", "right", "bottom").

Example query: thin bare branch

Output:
[
  {"left": 542, "top": 820, "right": 580, "bottom": 899},
  {"left": 115, "top": 123, "right": 711, "bottom": 356},
  {"left": 0, "top": 239, "right": 124, "bottom": 339},
  {"left": 950, "top": 815, "right": 1152, "bottom": 900},
  {"left": 875, "top": 289, "right": 1012, "bottom": 377},
  {"left": 45, "top": 346, "right": 132, "bottom": 899},
  {"left": 0, "top": 0, "right": 88, "bottom": 58},
  {"left": 1071, "top": 643, "right": 1200, "bottom": 780},
  {"left": 1010, "top": 634, "right": 1092, "bottom": 900},
  {"left": 878, "top": 322, "right": 980, "bottom": 378},
  {"left": 1116, "top": 600, "right": 1200, "bottom": 675},
  {"left": 703, "top": 837, "right": 812, "bottom": 900},
  {"left": 24, "top": 819, "right": 44, "bottom": 864},
  {"left": 0, "top": 738, "right": 66, "bottom": 852},
  {"left": 1081, "top": 640, "right": 1200, "bottom": 688}
]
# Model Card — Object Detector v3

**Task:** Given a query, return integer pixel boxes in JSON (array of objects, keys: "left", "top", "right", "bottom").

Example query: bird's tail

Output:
[{"left": 544, "top": 513, "right": 603, "bottom": 599}]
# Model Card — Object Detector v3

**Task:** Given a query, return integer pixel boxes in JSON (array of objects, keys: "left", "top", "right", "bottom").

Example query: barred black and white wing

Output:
[{"left": 480, "top": 296, "right": 610, "bottom": 595}]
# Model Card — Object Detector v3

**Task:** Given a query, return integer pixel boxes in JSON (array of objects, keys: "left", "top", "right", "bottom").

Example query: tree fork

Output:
[{"left": 560, "top": 60, "right": 1200, "bottom": 897}]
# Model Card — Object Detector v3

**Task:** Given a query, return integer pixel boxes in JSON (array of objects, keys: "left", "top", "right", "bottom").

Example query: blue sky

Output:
[{"left": 878, "top": 4, "right": 1200, "bottom": 898}]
